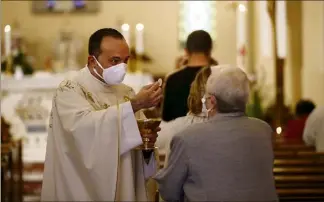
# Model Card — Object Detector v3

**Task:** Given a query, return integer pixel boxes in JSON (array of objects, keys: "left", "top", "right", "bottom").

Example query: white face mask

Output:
[
  {"left": 201, "top": 96, "right": 212, "bottom": 118},
  {"left": 93, "top": 56, "right": 127, "bottom": 85}
]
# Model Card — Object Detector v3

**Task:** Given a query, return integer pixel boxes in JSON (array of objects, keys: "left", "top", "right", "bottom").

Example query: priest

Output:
[{"left": 41, "top": 28, "right": 162, "bottom": 201}]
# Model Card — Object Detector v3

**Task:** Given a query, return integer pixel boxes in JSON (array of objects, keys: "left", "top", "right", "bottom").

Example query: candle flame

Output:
[
  {"left": 4, "top": 25, "right": 11, "bottom": 32},
  {"left": 238, "top": 4, "right": 246, "bottom": 12},
  {"left": 121, "top": 23, "right": 130, "bottom": 31},
  {"left": 136, "top": 23, "right": 144, "bottom": 31},
  {"left": 276, "top": 127, "right": 282, "bottom": 135}
]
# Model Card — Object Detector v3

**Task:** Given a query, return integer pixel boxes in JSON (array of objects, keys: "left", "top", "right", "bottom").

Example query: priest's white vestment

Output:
[{"left": 41, "top": 67, "right": 158, "bottom": 201}]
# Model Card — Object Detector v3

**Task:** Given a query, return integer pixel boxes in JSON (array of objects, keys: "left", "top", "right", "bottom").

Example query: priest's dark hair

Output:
[
  {"left": 186, "top": 30, "right": 212, "bottom": 55},
  {"left": 88, "top": 28, "right": 124, "bottom": 58}
]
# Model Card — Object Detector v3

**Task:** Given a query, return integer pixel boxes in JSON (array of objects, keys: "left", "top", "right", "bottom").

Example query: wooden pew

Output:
[
  {"left": 273, "top": 144, "right": 315, "bottom": 152},
  {"left": 278, "top": 189, "right": 324, "bottom": 202},
  {"left": 274, "top": 151, "right": 324, "bottom": 159},
  {"left": 273, "top": 142, "right": 324, "bottom": 202}
]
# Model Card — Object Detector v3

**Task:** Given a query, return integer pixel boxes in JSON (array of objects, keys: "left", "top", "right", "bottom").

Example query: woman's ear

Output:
[{"left": 210, "top": 96, "right": 217, "bottom": 109}]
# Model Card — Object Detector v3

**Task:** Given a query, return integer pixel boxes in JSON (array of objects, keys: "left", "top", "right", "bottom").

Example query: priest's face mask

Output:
[{"left": 88, "top": 36, "right": 130, "bottom": 85}]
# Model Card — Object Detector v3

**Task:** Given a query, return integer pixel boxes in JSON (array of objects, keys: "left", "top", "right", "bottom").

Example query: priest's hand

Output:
[{"left": 131, "top": 82, "right": 162, "bottom": 112}]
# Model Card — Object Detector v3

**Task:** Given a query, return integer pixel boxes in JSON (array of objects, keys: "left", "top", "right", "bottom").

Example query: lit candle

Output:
[
  {"left": 135, "top": 23, "right": 144, "bottom": 55},
  {"left": 121, "top": 23, "right": 130, "bottom": 47},
  {"left": 236, "top": 3, "right": 247, "bottom": 68},
  {"left": 276, "top": 1, "right": 287, "bottom": 59},
  {"left": 238, "top": 3, "right": 246, "bottom": 12},
  {"left": 4, "top": 25, "right": 11, "bottom": 56}
]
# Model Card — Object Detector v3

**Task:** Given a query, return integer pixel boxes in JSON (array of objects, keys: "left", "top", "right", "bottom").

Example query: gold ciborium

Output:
[{"left": 136, "top": 118, "right": 161, "bottom": 151}]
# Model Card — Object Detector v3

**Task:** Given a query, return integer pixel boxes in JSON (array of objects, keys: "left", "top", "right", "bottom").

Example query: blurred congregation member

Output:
[
  {"left": 162, "top": 30, "right": 217, "bottom": 122},
  {"left": 157, "top": 66, "right": 212, "bottom": 166},
  {"left": 155, "top": 65, "right": 278, "bottom": 202},
  {"left": 303, "top": 106, "right": 324, "bottom": 152},
  {"left": 284, "top": 99, "right": 315, "bottom": 141}
]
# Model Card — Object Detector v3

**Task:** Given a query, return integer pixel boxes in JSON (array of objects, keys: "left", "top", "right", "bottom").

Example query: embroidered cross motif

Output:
[
  {"left": 86, "top": 92, "right": 95, "bottom": 104},
  {"left": 58, "top": 80, "right": 75, "bottom": 92},
  {"left": 102, "top": 103, "right": 109, "bottom": 109},
  {"left": 124, "top": 96, "right": 131, "bottom": 102}
]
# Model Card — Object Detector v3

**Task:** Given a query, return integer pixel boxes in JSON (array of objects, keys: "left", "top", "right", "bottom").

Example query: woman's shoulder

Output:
[{"left": 162, "top": 116, "right": 190, "bottom": 130}]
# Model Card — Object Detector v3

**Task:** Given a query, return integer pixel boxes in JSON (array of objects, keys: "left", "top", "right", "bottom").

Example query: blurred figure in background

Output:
[
  {"left": 162, "top": 30, "right": 217, "bottom": 122},
  {"left": 284, "top": 99, "right": 315, "bottom": 141},
  {"left": 303, "top": 106, "right": 324, "bottom": 152},
  {"left": 157, "top": 66, "right": 212, "bottom": 166}
]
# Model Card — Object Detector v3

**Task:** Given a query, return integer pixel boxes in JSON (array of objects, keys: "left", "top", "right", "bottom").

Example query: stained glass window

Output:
[
  {"left": 178, "top": 1, "right": 217, "bottom": 47},
  {"left": 32, "top": 0, "right": 98, "bottom": 13},
  {"left": 45, "top": 0, "right": 86, "bottom": 11}
]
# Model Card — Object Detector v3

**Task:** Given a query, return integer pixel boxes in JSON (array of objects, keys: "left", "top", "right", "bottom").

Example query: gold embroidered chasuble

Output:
[{"left": 41, "top": 67, "right": 157, "bottom": 201}]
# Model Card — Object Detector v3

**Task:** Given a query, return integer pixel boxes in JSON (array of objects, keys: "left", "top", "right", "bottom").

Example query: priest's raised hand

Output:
[{"left": 131, "top": 81, "right": 162, "bottom": 112}]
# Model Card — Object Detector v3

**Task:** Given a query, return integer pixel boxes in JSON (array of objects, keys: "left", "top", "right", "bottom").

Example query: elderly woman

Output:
[
  {"left": 154, "top": 65, "right": 278, "bottom": 202},
  {"left": 156, "top": 66, "right": 212, "bottom": 166}
]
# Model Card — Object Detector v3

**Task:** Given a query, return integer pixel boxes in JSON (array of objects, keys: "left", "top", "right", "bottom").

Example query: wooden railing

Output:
[{"left": 273, "top": 142, "right": 324, "bottom": 202}]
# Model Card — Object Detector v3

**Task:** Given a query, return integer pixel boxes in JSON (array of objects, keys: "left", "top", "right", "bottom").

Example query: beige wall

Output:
[
  {"left": 1, "top": 1, "right": 237, "bottom": 75},
  {"left": 302, "top": 1, "right": 324, "bottom": 106}
]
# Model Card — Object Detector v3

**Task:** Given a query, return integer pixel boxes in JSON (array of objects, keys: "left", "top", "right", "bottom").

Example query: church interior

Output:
[{"left": 1, "top": 1, "right": 324, "bottom": 201}]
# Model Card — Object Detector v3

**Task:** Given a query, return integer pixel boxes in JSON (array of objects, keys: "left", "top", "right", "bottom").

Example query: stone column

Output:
[
  {"left": 286, "top": 1, "right": 302, "bottom": 106},
  {"left": 246, "top": 0, "right": 256, "bottom": 75}
]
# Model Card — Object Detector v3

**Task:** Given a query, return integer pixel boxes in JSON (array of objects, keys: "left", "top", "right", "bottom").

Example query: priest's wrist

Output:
[{"left": 130, "top": 98, "right": 143, "bottom": 113}]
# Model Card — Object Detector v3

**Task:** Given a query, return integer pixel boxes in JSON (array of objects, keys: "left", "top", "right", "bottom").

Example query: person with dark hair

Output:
[
  {"left": 162, "top": 30, "right": 218, "bottom": 122},
  {"left": 295, "top": 100, "right": 316, "bottom": 117},
  {"left": 284, "top": 99, "right": 316, "bottom": 141},
  {"left": 41, "top": 28, "right": 162, "bottom": 201}
]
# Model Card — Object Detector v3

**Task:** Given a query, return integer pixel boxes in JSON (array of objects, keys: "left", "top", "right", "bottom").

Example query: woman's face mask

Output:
[
  {"left": 201, "top": 95, "right": 213, "bottom": 118},
  {"left": 92, "top": 56, "right": 127, "bottom": 85}
]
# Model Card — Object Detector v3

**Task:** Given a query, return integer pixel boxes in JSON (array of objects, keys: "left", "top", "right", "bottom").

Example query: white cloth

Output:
[
  {"left": 41, "top": 67, "right": 157, "bottom": 201},
  {"left": 303, "top": 106, "right": 324, "bottom": 152},
  {"left": 156, "top": 113, "right": 207, "bottom": 167}
]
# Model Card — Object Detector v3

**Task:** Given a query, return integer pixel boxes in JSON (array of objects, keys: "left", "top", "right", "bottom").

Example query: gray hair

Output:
[{"left": 206, "top": 65, "right": 250, "bottom": 113}]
